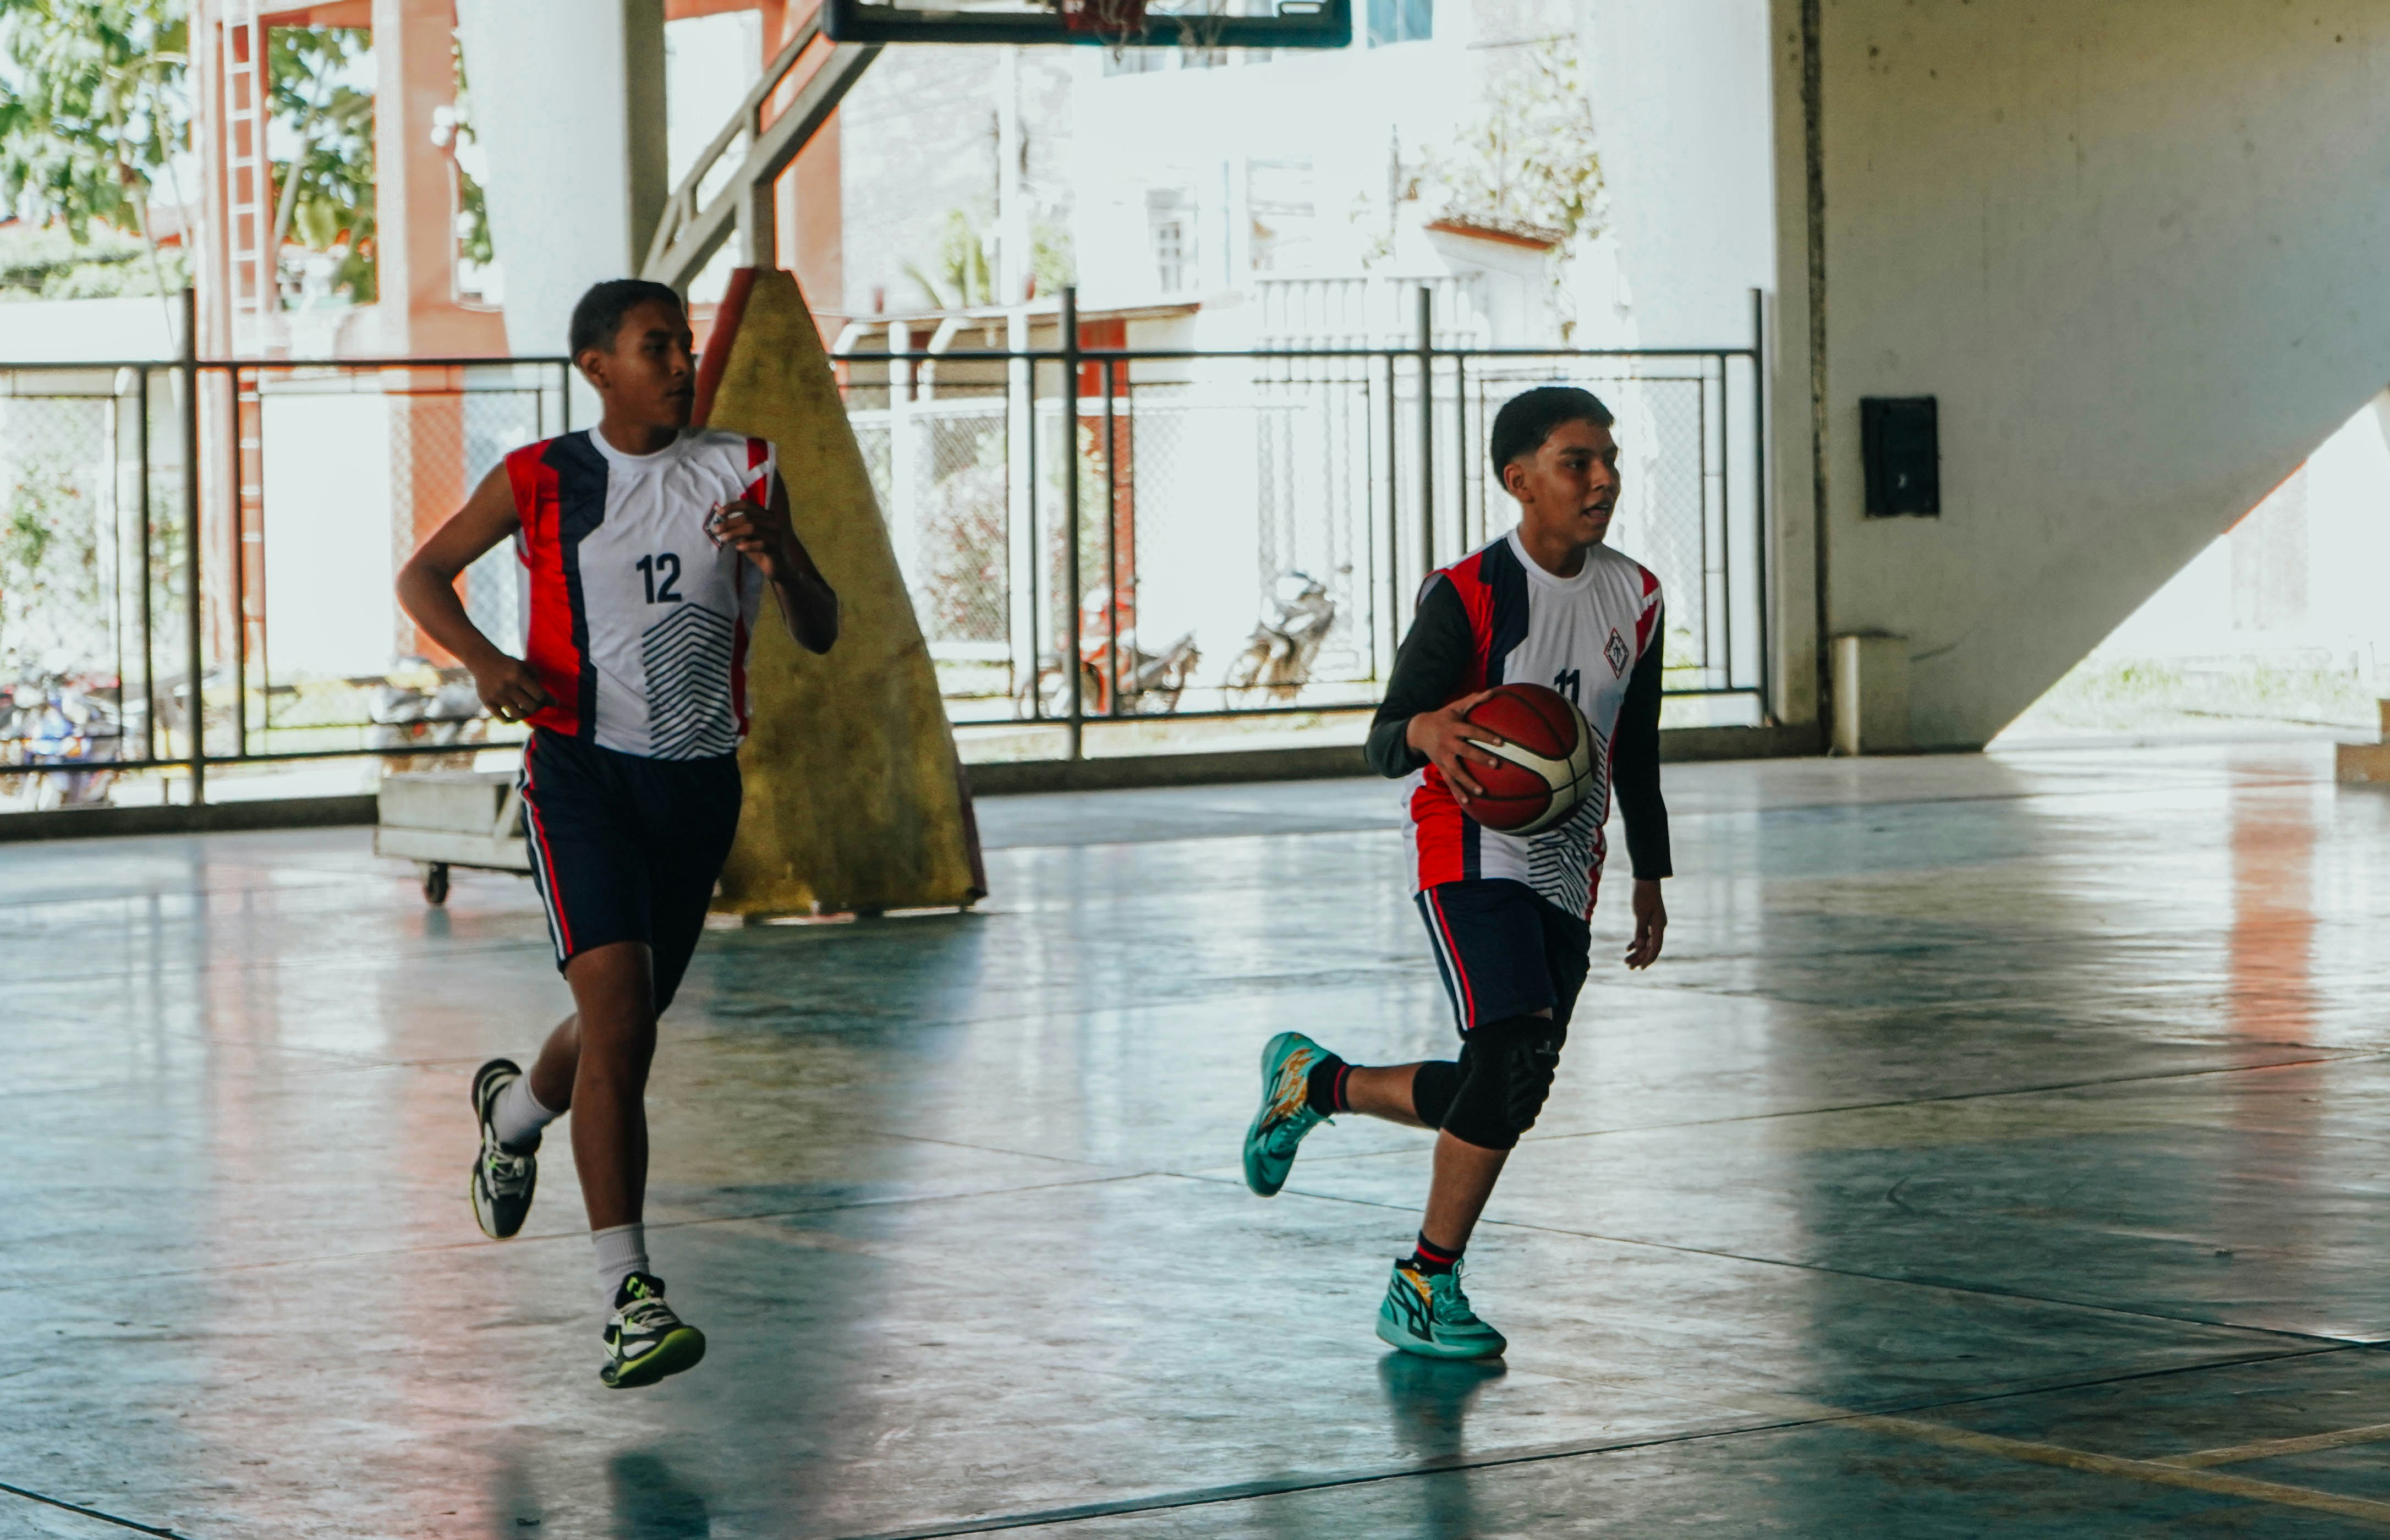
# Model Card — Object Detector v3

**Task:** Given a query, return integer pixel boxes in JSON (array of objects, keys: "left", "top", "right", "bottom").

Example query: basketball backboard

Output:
[{"left": 821, "top": 0, "right": 1349, "bottom": 48}]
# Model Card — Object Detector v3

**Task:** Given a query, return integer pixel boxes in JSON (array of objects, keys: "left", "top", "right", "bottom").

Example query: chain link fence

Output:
[
  {"left": 0, "top": 359, "right": 566, "bottom": 810},
  {"left": 1, "top": 370, "right": 188, "bottom": 810}
]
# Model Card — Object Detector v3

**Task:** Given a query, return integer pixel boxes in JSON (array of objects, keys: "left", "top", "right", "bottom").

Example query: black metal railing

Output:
[{"left": 0, "top": 288, "right": 1764, "bottom": 814}]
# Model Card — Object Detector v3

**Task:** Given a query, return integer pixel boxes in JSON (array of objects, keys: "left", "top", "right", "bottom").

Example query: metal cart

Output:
[{"left": 374, "top": 769, "right": 529, "bottom": 905}]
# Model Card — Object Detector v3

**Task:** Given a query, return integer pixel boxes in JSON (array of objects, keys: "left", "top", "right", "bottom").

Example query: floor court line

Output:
[
  {"left": 835, "top": 1353, "right": 2360, "bottom": 1539},
  {"left": 2157, "top": 1420, "right": 2390, "bottom": 1469},
  {"left": 1850, "top": 1414, "right": 2390, "bottom": 1526},
  {"left": 0, "top": 1479, "right": 190, "bottom": 1538},
  {"left": 1226, "top": 1175, "right": 2368, "bottom": 1350}
]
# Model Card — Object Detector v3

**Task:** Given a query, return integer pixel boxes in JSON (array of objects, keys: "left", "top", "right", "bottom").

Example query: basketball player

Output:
[
  {"left": 1241, "top": 386, "right": 1669, "bottom": 1358},
  {"left": 395, "top": 279, "right": 838, "bottom": 1388}
]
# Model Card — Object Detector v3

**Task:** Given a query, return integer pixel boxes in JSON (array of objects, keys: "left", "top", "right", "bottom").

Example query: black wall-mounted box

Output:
[{"left": 1860, "top": 396, "right": 1940, "bottom": 517}]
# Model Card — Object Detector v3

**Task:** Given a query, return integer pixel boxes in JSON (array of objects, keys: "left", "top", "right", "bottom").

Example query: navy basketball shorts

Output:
[
  {"left": 1415, "top": 878, "right": 1593, "bottom": 1035},
  {"left": 518, "top": 728, "right": 742, "bottom": 1014}
]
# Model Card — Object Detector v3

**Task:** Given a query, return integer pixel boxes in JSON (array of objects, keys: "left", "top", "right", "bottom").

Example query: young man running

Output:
[
  {"left": 396, "top": 278, "right": 838, "bottom": 1388},
  {"left": 1242, "top": 385, "right": 1670, "bottom": 1359}
]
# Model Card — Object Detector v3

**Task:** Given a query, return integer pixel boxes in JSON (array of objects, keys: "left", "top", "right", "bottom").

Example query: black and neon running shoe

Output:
[
  {"left": 1376, "top": 1257, "right": 1507, "bottom": 1360},
  {"left": 1242, "top": 1031, "right": 1332, "bottom": 1197},
  {"left": 469, "top": 1057, "right": 539, "bottom": 1240},
  {"left": 601, "top": 1273, "right": 708, "bottom": 1389}
]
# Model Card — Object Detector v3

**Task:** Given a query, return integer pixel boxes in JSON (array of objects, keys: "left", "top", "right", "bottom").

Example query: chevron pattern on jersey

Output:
[
  {"left": 1526, "top": 725, "right": 1611, "bottom": 917},
  {"left": 640, "top": 603, "right": 742, "bottom": 760}
]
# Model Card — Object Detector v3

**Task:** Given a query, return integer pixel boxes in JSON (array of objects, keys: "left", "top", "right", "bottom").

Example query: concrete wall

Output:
[{"left": 1770, "top": 0, "right": 2390, "bottom": 748}]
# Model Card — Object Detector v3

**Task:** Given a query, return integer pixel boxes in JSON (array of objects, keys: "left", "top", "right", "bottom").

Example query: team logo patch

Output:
[{"left": 1604, "top": 627, "right": 1631, "bottom": 678}]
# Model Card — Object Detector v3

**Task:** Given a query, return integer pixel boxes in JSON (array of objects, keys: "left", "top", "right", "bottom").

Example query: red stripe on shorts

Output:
[
  {"left": 519, "top": 754, "right": 575, "bottom": 957},
  {"left": 1427, "top": 887, "right": 1477, "bottom": 1030}
]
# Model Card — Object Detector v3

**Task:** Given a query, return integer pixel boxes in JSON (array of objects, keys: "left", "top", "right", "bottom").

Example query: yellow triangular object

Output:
[{"left": 698, "top": 267, "right": 982, "bottom": 914}]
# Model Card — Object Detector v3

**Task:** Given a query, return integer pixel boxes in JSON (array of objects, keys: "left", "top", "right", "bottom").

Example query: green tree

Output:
[
  {"left": 265, "top": 24, "right": 375, "bottom": 302},
  {"left": 0, "top": 461, "right": 108, "bottom": 680},
  {"left": 1425, "top": 36, "right": 1603, "bottom": 336},
  {"left": 1, "top": 2, "right": 390, "bottom": 306},
  {"left": 905, "top": 208, "right": 996, "bottom": 311},
  {"left": 903, "top": 208, "right": 1073, "bottom": 310},
  {"left": 0, "top": 219, "right": 189, "bottom": 300},
  {"left": 0, "top": 0, "right": 189, "bottom": 298},
  {"left": 450, "top": 38, "right": 494, "bottom": 268}
]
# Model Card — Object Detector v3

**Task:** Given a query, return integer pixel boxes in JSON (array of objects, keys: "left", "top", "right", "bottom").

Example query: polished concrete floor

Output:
[{"left": 9, "top": 743, "right": 2390, "bottom": 1537}]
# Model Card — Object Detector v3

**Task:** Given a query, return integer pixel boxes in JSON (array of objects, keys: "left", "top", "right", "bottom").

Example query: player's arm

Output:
[
  {"left": 1613, "top": 611, "right": 1670, "bottom": 969},
  {"left": 1364, "top": 578, "right": 1505, "bottom": 802},
  {"left": 713, "top": 470, "right": 838, "bottom": 655},
  {"left": 394, "top": 462, "right": 553, "bottom": 722}
]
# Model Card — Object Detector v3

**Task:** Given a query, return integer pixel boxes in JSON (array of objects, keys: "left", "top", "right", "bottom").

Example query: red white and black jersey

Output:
[
  {"left": 1364, "top": 530, "right": 1670, "bottom": 918},
  {"left": 505, "top": 428, "right": 774, "bottom": 760}
]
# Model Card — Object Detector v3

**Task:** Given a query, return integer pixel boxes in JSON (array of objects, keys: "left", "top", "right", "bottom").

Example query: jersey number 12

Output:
[{"left": 636, "top": 552, "right": 682, "bottom": 604}]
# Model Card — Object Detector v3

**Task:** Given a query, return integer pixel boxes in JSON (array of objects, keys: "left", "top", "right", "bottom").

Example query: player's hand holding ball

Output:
[
  {"left": 469, "top": 651, "right": 553, "bottom": 724},
  {"left": 1407, "top": 690, "right": 1508, "bottom": 803},
  {"left": 1428, "top": 684, "right": 1595, "bottom": 836}
]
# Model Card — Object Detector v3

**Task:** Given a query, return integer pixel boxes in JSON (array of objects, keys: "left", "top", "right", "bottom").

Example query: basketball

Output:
[{"left": 1457, "top": 683, "right": 1595, "bottom": 836}]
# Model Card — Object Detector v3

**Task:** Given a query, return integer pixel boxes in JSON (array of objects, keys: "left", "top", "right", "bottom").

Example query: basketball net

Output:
[
  {"left": 1053, "top": 0, "right": 1148, "bottom": 50},
  {"left": 1049, "top": 0, "right": 1234, "bottom": 58}
]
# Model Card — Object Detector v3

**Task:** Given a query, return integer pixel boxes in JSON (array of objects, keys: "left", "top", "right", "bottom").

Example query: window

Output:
[
  {"left": 1148, "top": 188, "right": 1197, "bottom": 292},
  {"left": 1247, "top": 159, "right": 1315, "bottom": 272},
  {"left": 1366, "top": 0, "right": 1430, "bottom": 46}
]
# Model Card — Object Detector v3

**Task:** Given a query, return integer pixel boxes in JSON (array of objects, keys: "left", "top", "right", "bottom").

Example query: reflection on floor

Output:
[{"left": 8, "top": 742, "right": 2390, "bottom": 1537}]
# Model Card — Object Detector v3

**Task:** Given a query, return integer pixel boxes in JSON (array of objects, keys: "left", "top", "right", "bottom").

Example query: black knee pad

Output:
[
  {"left": 1439, "top": 1014, "right": 1565, "bottom": 1150},
  {"left": 1413, "top": 1060, "right": 1462, "bottom": 1129}
]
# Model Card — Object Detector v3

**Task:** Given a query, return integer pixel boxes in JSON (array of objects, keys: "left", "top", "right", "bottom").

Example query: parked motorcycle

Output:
[
  {"left": 3, "top": 676, "right": 125, "bottom": 808},
  {"left": 1224, "top": 569, "right": 1339, "bottom": 705},
  {"left": 1015, "top": 583, "right": 1201, "bottom": 719},
  {"left": 371, "top": 666, "right": 490, "bottom": 774}
]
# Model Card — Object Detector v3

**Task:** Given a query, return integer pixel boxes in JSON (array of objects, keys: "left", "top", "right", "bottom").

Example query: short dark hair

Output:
[
  {"left": 1488, "top": 386, "right": 1615, "bottom": 473},
  {"left": 568, "top": 279, "right": 685, "bottom": 360}
]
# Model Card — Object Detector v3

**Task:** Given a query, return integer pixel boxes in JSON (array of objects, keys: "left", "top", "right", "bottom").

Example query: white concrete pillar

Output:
[{"left": 456, "top": 0, "right": 668, "bottom": 375}]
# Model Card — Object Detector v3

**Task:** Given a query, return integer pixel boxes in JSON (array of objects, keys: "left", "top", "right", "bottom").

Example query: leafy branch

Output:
[
  {"left": 1423, "top": 37, "right": 1603, "bottom": 255},
  {"left": 0, "top": 0, "right": 189, "bottom": 299}
]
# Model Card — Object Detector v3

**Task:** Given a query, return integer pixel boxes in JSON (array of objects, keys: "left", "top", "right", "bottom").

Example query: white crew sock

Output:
[
  {"left": 593, "top": 1223, "right": 650, "bottom": 1306},
  {"left": 490, "top": 1073, "right": 560, "bottom": 1149}
]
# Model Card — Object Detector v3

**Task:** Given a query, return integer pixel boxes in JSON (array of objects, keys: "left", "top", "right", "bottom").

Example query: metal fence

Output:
[
  {"left": 0, "top": 291, "right": 1763, "bottom": 812},
  {"left": 0, "top": 349, "right": 565, "bottom": 811},
  {"left": 836, "top": 291, "right": 1768, "bottom": 754}
]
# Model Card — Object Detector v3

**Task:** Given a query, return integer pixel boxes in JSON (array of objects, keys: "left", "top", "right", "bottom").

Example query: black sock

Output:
[
  {"left": 1410, "top": 1233, "right": 1462, "bottom": 1275},
  {"left": 1304, "top": 1054, "right": 1351, "bottom": 1116}
]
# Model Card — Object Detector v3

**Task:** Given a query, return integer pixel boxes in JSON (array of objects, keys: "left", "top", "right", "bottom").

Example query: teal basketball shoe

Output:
[
  {"left": 1242, "top": 1031, "right": 1333, "bottom": 1197},
  {"left": 1376, "top": 1259, "right": 1508, "bottom": 1360}
]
